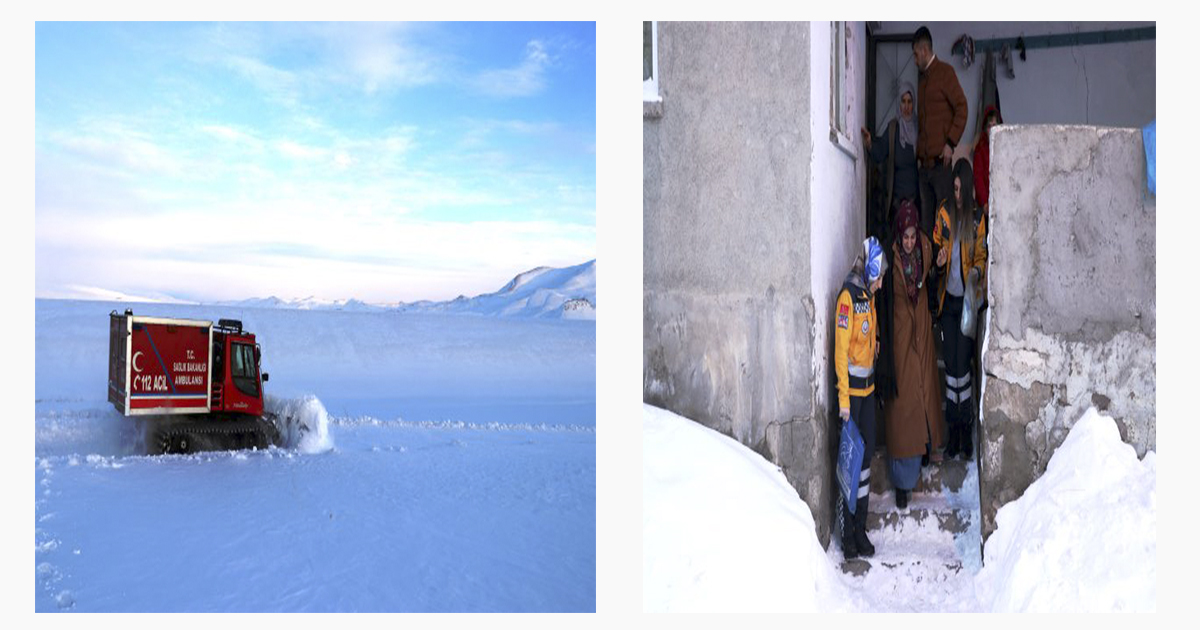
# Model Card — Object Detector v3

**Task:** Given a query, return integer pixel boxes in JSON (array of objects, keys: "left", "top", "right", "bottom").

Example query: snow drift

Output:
[
  {"left": 642, "top": 404, "right": 850, "bottom": 612},
  {"left": 643, "top": 403, "right": 1155, "bottom": 612},
  {"left": 974, "top": 407, "right": 1156, "bottom": 612}
]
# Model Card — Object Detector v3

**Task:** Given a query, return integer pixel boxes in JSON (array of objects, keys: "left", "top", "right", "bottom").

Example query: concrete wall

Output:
[
  {"left": 643, "top": 22, "right": 834, "bottom": 543},
  {"left": 874, "top": 22, "right": 1155, "bottom": 164},
  {"left": 980, "top": 125, "right": 1156, "bottom": 540}
]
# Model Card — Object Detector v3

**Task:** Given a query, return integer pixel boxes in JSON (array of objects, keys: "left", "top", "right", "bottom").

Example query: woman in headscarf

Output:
[
  {"left": 834, "top": 237, "right": 887, "bottom": 559},
  {"left": 863, "top": 81, "right": 920, "bottom": 413},
  {"left": 861, "top": 81, "right": 920, "bottom": 241},
  {"left": 883, "top": 200, "right": 943, "bottom": 509},
  {"left": 932, "top": 158, "right": 987, "bottom": 459}
]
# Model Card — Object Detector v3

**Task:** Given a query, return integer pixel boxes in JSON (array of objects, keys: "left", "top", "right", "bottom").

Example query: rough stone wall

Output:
[
  {"left": 980, "top": 125, "right": 1155, "bottom": 541},
  {"left": 643, "top": 22, "right": 832, "bottom": 542}
]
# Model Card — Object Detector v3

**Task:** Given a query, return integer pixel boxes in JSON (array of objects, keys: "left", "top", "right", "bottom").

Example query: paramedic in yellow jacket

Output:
[
  {"left": 932, "top": 158, "right": 987, "bottom": 460},
  {"left": 835, "top": 236, "right": 887, "bottom": 560}
]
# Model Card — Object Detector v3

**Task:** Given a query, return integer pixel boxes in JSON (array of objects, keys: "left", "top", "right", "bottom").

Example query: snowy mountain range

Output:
[
  {"left": 217, "top": 260, "right": 596, "bottom": 320},
  {"left": 396, "top": 260, "right": 596, "bottom": 320}
]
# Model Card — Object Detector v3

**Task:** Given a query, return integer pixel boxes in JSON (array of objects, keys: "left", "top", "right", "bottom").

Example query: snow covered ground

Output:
[
  {"left": 34, "top": 298, "right": 595, "bottom": 612},
  {"left": 974, "top": 408, "right": 1156, "bottom": 612},
  {"left": 642, "top": 405, "right": 850, "bottom": 612},
  {"left": 643, "top": 404, "right": 1156, "bottom": 612}
]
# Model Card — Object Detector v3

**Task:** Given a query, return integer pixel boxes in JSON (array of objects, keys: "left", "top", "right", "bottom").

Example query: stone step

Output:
[
  {"left": 840, "top": 553, "right": 966, "bottom": 581},
  {"left": 839, "top": 492, "right": 975, "bottom": 539},
  {"left": 839, "top": 493, "right": 979, "bottom": 579},
  {"left": 865, "top": 499, "right": 973, "bottom": 536},
  {"left": 868, "top": 452, "right": 972, "bottom": 496}
]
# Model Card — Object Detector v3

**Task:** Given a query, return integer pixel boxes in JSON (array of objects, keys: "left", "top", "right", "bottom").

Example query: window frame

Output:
[
  {"left": 644, "top": 21, "right": 661, "bottom": 105},
  {"left": 230, "top": 341, "right": 260, "bottom": 397},
  {"left": 829, "top": 21, "right": 857, "bottom": 160}
]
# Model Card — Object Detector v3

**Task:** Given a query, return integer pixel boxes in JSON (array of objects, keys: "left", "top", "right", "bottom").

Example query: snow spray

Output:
[{"left": 265, "top": 394, "right": 334, "bottom": 453}]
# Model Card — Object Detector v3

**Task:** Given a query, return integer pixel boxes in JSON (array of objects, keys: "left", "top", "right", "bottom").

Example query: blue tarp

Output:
[
  {"left": 1143, "top": 121, "right": 1156, "bottom": 196},
  {"left": 836, "top": 417, "right": 866, "bottom": 514}
]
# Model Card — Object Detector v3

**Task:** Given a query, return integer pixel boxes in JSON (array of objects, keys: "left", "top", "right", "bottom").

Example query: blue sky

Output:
[{"left": 35, "top": 22, "right": 596, "bottom": 303}]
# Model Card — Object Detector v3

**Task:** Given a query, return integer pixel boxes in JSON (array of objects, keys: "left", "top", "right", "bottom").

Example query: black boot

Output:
[
  {"left": 853, "top": 497, "right": 875, "bottom": 557},
  {"left": 962, "top": 421, "right": 974, "bottom": 461},
  {"left": 895, "top": 488, "right": 909, "bottom": 509},
  {"left": 841, "top": 501, "right": 859, "bottom": 559}
]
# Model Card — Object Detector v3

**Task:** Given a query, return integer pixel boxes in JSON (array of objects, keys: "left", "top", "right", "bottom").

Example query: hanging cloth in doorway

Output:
[{"left": 979, "top": 49, "right": 1000, "bottom": 125}]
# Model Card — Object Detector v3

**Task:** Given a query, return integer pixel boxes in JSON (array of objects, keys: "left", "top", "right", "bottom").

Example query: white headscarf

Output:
[{"left": 898, "top": 81, "right": 917, "bottom": 149}]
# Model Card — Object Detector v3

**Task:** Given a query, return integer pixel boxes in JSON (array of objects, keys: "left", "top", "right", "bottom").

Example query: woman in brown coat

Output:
[{"left": 883, "top": 200, "right": 944, "bottom": 509}]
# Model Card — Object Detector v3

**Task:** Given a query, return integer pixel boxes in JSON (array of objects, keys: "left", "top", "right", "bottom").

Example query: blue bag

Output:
[
  {"left": 1143, "top": 121, "right": 1155, "bottom": 196},
  {"left": 836, "top": 416, "right": 866, "bottom": 514}
]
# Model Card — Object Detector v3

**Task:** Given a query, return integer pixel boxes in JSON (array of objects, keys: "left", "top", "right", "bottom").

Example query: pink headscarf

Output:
[
  {"left": 894, "top": 199, "right": 922, "bottom": 303},
  {"left": 894, "top": 199, "right": 919, "bottom": 238}
]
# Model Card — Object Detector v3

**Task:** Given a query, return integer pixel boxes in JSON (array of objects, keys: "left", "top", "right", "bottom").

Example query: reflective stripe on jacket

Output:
[{"left": 835, "top": 272, "right": 877, "bottom": 411}]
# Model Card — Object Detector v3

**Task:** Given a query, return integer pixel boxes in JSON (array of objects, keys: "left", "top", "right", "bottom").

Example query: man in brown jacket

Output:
[{"left": 913, "top": 26, "right": 968, "bottom": 238}]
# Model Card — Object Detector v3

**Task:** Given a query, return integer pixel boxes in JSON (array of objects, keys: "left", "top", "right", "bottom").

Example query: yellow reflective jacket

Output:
[
  {"left": 933, "top": 201, "right": 988, "bottom": 315},
  {"left": 834, "top": 267, "right": 877, "bottom": 412}
]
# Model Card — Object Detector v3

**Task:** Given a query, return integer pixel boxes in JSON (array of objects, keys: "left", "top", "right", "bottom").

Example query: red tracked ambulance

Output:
[{"left": 108, "top": 310, "right": 282, "bottom": 454}]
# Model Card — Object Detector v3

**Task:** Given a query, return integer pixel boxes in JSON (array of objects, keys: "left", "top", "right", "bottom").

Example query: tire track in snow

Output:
[
  {"left": 328, "top": 414, "right": 595, "bottom": 433},
  {"left": 35, "top": 459, "right": 77, "bottom": 610}
]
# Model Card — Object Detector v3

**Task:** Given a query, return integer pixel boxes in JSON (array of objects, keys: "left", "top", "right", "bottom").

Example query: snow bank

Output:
[
  {"left": 265, "top": 395, "right": 334, "bottom": 454},
  {"left": 643, "top": 404, "right": 850, "bottom": 612},
  {"left": 974, "top": 407, "right": 1156, "bottom": 612}
]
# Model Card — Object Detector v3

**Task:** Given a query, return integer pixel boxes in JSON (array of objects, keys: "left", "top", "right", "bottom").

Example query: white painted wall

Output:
[
  {"left": 809, "top": 21, "right": 869, "bottom": 409},
  {"left": 875, "top": 22, "right": 1155, "bottom": 161}
]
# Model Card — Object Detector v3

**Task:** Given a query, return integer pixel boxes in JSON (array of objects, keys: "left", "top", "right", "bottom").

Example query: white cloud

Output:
[
  {"left": 309, "top": 22, "right": 439, "bottom": 95},
  {"left": 36, "top": 23, "right": 594, "bottom": 305},
  {"left": 207, "top": 23, "right": 439, "bottom": 101},
  {"left": 275, "top": 139, "right": 327, "bottom": 161},
  {"left": 48, "top": 125, "right": 181, "bottom": 177},
  {"left": 199, "top": 124, "right": 265, "bottom": 153},
  {"left": 224, "top": 54, "right": 300, "bottom": 107},
  {"left": 473, "top": 40, "right": 553, "bottom": 98},
  {"left": 339, "top": 127, "right": 418, "bottom": 169},
  {"left": 37, "top": 207, "right": 594, "bottom": 303},
  {"left": 201, "top": 124, "right": 252, "bottom": 143}
]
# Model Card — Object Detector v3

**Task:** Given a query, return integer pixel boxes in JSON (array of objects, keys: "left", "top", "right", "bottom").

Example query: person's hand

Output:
[
  {"left": 937, "top": 247, "right": 948, "bottom": 266},
  {"left": 941, "top": 143, "right": 953, "bottom": 166},
  {"left": 840, "top": 408, "right": 851, "bottom": 423},
  {"left": 861, "top": 127, "right": 872, "bottom": 150}
]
